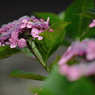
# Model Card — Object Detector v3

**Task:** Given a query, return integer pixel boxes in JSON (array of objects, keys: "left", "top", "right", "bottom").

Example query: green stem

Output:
[{"left": 26, "top": 41, "right": 49, "bottom": 72}]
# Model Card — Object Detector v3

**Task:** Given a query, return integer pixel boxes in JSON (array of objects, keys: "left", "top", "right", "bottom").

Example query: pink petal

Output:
[
  {"left": 40, "top": 18, "right": 45, "bottom": 22},
  {"left": 67, "top": 66, "right": 81, "bottom": 81},
  {"left": 27, "top": 22, "right": 33, "bottom": 28},
  {"left": 9, "top": 38, "right": 15, "bottom": 42},
  {"left": 49, "top": 29, "right": 53, "bottom": 32},
  {"left": 10, "top": 42, "right": 17, "bottom": 48},
  {"left": 31, "top": 28, "right": 39, "bottom": 35},
  {"left": 20, "top": 24, "right": 26, "bottom": 28},
  {"left": 46, "top": 17, "right": 50, "bottom": 25},
  {"left": 17, "top": 38, "right": 26, "bottom": 48},
  {"left": 11, "top": 32, "right": 18, "bottom": 40},
  {"left": 22, "top": 19, "right": 28, "bottom": 23},
  {"left": 92, "top": 19, "right": 95, "bottom": 23},
  {"left": 38, "top": 36, "right": 43, "bottom": 40},
  {"left": 86, "top": 53, "right": 95, "bottom": 60},
  {"left": 59, "top": 64, "right": 69, "bottom": 75},
  {"left": 89, "top": 23, "right": 95, "bottom": 27}
]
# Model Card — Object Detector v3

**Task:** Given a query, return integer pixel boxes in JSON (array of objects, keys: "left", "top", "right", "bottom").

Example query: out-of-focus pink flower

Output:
[
  {"left": 58, "top": 39, "right": 90, "bottom": 65},
  {"left": 86, "top": 40, "right": 95, "bottom": 60},
  {"left": 49, "top": 28, "right": 54, "bottom": 32},
  {"left": 58, "top": 39, "right": 95, "bottom": 81},
  {"left": 34, "top": 93, "right": 38, "bottom": 95},
  {"left": 59, "top": 61, "right": 95, "bottom": 81},
  {"left": 89, "top": 19, "right": 95, "bottom": 27}
]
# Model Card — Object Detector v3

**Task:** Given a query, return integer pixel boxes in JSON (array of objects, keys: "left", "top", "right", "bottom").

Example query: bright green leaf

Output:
[
  {"left": 64, "top": 0, "right": 94, "bottom": 38},
  {"left": 35, "top": 21, "right": 70, "bottom": 63},
  {"left": 7, "top": 69, "right": 46, "bottom": 81},
  {"left": 0, "top": 46, "right": 20, "bottom": 59},
  {"left": 33, "top": 12, "right": 61, "bottom": 24},
  {"left": 79, "top": 8, "right": 95, "bottom": 19}
]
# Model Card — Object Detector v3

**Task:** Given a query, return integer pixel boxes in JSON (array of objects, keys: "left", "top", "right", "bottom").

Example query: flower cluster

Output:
[
  {"left": 59, "top": 39, "right": 95, "bottom": 81},
  {"left": 0, "top": 16, "right": 53, "bottom": 48}
]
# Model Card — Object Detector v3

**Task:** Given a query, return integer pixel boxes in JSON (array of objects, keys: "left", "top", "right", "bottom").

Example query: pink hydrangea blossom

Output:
[
  {"left": 58, "top": 39, "right": 95, "bottom": 66},
  {"left": 86, "top": 40, "right": 95, "bottom": 60},
  {"left": 59, "top": 61, "right": 95, "bottom": 81},
  {"left": 17, "top": 38, "right": 26, "bottom": 48},
  {"left": 49, "top": 28, "right": 54, "bottom": 32},
  {"left": 31, "top": 28, "right": 43, "bottom": 40},
  {"left": 0, "top": 15, "right": 53, "bottom": 48},
  {"left": 21, "top": 19, "right": 33, "bottom": 28},
  {"left": 9, "top": 32, "right": 26, "bottom": 48},
  {"left": 89, "top": 19, "right": 95, "bottom": 27},
  {"left": 59, "top": 39, "right": 95, "bottom": 81},
  {"left": 9, "top": 32, "right": 18, "bottom": 48}
]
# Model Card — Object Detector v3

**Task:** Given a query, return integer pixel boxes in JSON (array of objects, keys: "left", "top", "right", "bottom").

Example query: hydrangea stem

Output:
[{"left": 26, "top": 41, "right": 49, "bottom": 72}]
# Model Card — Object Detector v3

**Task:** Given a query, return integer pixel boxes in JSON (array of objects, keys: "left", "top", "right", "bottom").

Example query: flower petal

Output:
[
  {"left": 22, "top": 19, "right": 28, "bottom": 23},
  {"left": 17, "top": 38, "right": 26, "bottom": 48},
  {"left": 89, "top": 23, "right": 95, "bottom": 27}
]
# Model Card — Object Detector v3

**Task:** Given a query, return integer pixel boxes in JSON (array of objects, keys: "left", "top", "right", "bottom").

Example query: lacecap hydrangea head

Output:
[
  {"left": 0, "top": 16, "right": 53, "bottom": 48},
  {"left": 58, "top": 39, "right": 95, "bottom": 81}
]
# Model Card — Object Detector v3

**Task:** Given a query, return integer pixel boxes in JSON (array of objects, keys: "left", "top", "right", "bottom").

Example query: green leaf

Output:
[
  {"left": 67, "top": 56, "right": 79, "bottom": 65},
  {"left": 22, "top": 47, "right": 36, "bottom": 60},
  {"left": 0, "top": 46, "right": 20, "bottom": 59},
  {"left": 80, "top": 27, "right": 95, "bottom": 41},
  {"left": 57, "top": 11, "right": 65, "bottom": 20},
  {"left": 49, "top": 56, "right": 61, "bottom": 70},
  {"left": 35, "top": 21, "right": 70, "bottom": 63},
  {"left": 33, "top": 12, "right": 61, "bottom": 24},
  {"left": 37, "top": 65, "right": 95, "bottom": 95},
  {"left": 61, "top": 38, "right": 71, "bottom": 46},
  {"left": 79, "top": 7, "right": 95, "bottom": 19},
  {"left": 7, "top": 69, "right": 46, "bottom": 81},
  {"left": 64, "top": 0, "right": 94, "bottom": 38}
]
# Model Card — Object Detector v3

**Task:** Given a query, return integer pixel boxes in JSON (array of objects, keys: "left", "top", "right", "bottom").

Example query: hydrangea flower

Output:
[
  {"left": 59, "top": 61, "right": 95, "bottom": 81},
  {"left": 89, "top": 19, "right": 95, "bottom": 27},
  {"left": 0, "top": 16, "right": 53, "bottom": 48},
  {"left": 59, "top": 39, "right": 95, "bottom": 81}
]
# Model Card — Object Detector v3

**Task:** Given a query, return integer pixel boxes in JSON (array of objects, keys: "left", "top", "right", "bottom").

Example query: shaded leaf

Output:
[
  {"left": 79, "top": 8, "right": 95, "bottom": 19},
  {"left": 61, "top": 38, "right": 71, "bottom": 46},
  {"left": 22, "top": 47, "right": 36, "bottom": 60},
  {"left": 64, "top": 0, "right": 94, "bottom": 38},
  {"left": 49, "top": 56, "right": 61, "bottom": 70},
  {"left": 0, "top": 46, "right": 20, "bottom": 59},
  {"left": 33, "top": 12, "right": 61, "bottom": 24},
  {"left": 80, "top": 27, "right": 95, "bottom": 41},
  {"left": 57, "top": 11, "right": 65, "bottom": 20},
  {"left": 7, "top": 69, "right": 46, "bottom": 81},
  {"left": 37, "top": 65, "right": 95, "bottom": 95},
  {"left": 35, "top": 21, "right": 70, "bottom": 63}
]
